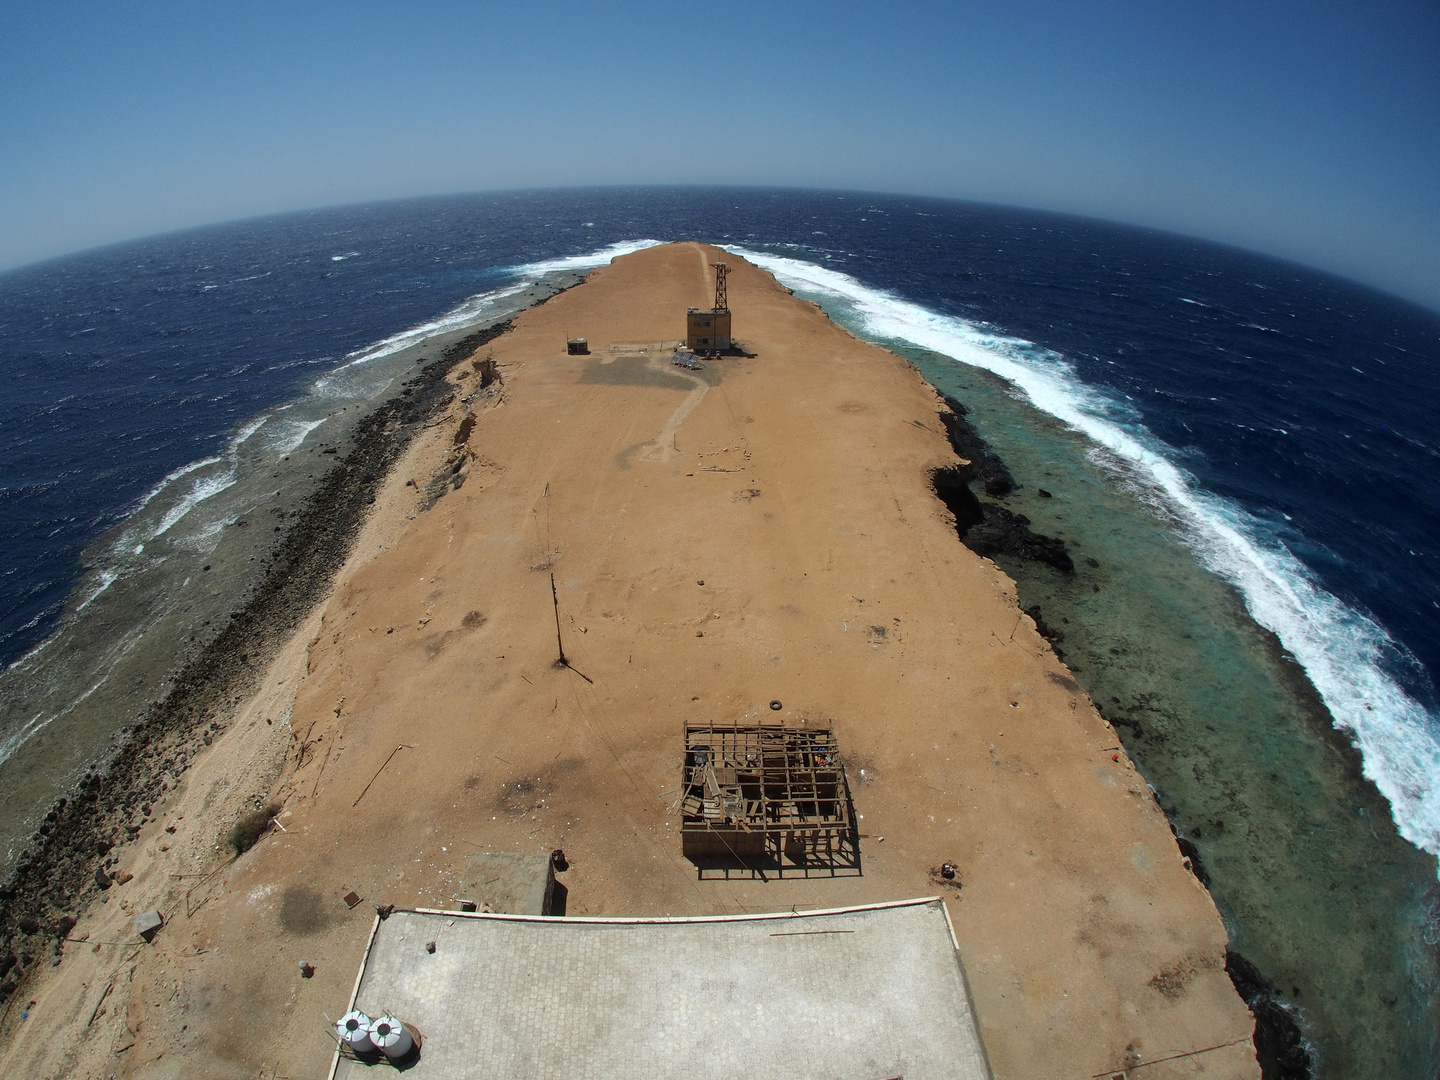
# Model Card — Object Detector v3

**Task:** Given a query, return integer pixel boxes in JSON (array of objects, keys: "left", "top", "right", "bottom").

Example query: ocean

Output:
[{"left": 0, "top": 187, "right": 1436, "bottom": 1076}]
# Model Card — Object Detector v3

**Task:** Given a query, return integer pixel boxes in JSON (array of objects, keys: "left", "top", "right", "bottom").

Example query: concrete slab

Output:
[
  {"left": 458, "top": 852, "right": 555, "bottom": 915},
  {"left": 133, "top": 909, "right": 163, "bottom": 942},
  {"left": 331, "top": 897, "right": 990, "bottom": 1080}
]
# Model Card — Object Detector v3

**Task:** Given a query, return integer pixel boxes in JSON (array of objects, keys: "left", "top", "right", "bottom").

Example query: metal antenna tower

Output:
[{"left": 712, "top": 262, "right": 729, "bottom": 311}]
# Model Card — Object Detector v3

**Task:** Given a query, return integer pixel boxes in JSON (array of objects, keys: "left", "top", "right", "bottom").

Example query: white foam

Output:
[
  {"left": 150, "top": 469, "right": 237, "bottom": 537},
  {"left": 730, "top": 246, "right": 1440, "bottom": 865},
  {"left": 122, "top": 414, "right": 269, "bottom": 539},
  {"left": 112, "top": 240, "right": 656, "bottom": 569},
  {"left": 265, "top": 416, "right": 325, "bottom": 456},
  {"left": 129, "top": 454, "right": 224, "bottom": 517},
  {"left": 333, "top": 281, "right": 534, "bottom": 371},
  {"left": 0, "top": 627, "right": 146, "bottom": 768},
  {"left": 5, "top": 240, "right": 674, "bottom": 771},
  {"left": 141, "top": 412, "right": 274, "bottom": 539},
  {"left": 0, "top": 709, "right": 53, "bottom": 771},
  {"left": 329, "top": 239, "right": 662, "bottom": 376},
  {"left": 508, "top": 239, "right": 664, "bottom": 278},
  {"left": 172, "top": 516, "right": 230, "bottom": 552},
  {"left": 73, "top": 569, "right": 118, "bottom": 613},
  {"left": 230, "top": 413, "right": 269, "bottom": 449}
]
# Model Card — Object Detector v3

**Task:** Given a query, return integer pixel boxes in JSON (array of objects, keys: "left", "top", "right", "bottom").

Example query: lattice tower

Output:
[{"left": 712, "top": 262, "right": 729, "bottom": 311}]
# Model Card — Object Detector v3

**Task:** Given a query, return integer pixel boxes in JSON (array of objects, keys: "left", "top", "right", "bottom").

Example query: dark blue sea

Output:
[{"left": 1, "top": 188, "right": 1437, "bottom": 1076}]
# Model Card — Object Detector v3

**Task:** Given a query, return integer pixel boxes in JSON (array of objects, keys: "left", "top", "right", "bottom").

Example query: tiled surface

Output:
[{"left": 334, "top": 899, "right": 990, "bottom": 1080}]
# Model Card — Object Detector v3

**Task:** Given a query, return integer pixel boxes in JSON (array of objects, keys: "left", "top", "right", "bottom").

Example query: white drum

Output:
[
  {"left": 367, "top": 1014, "right": 414, "bottom": 1060},
  {"left": 336, "top": 1009, "right": 374, "bottom": 1053}
]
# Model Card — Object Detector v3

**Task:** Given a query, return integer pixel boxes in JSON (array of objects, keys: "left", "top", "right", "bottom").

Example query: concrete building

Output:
[
  {"left": 686, "top": 260, "right": 733, "bottom": 352},
  {"left": 685, "top": 307, "right": 731, "bottom": 352}
]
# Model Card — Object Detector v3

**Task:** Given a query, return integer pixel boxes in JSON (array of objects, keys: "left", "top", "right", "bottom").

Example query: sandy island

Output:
[{"left": 0, "top": 243, "right": 1258, "bottom": 1079}]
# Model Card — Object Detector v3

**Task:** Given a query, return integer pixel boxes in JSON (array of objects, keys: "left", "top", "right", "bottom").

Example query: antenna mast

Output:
[{"left": 712, "top": 262, "right": 729, "bottom": 312}]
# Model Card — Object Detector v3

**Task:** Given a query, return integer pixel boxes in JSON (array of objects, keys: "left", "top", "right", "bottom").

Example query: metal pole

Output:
[{"left": 551, "top": 572, "right": 566, "bottom": 666}]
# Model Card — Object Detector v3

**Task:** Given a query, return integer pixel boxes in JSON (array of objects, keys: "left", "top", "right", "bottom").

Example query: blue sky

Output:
[{"left": 2, "top": 0, "right": 1437, "bottom": 309}]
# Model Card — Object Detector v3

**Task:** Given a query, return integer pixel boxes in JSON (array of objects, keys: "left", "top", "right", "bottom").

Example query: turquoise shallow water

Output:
[{"left": 903, "top": 349, "right": 1440, "bottom": 1079}]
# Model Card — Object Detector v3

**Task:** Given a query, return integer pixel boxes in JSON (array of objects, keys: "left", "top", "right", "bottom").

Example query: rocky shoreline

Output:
[
  {"left": 925, "top": 389, "right": 1317, "bottom": 1080},
  {"left": 0, "top": 320, "right": 513, "bottom": 1015},
  {"left": 930, "top": 394, "right": 1075, "bottom": 576}
]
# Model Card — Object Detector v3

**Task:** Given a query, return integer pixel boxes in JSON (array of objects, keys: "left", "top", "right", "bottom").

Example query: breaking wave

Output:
[{"left": 730, "top": 246, "right": 1440, "bottom": 866}]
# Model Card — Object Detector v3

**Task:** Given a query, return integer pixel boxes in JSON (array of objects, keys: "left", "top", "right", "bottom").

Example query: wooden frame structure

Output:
[{"left": 680, "top": 722, "right": 859, "bottom": 877}]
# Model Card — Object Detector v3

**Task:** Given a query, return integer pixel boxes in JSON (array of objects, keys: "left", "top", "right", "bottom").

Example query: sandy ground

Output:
[{"left": 0, "top": 243, "right": 1258, "bottom": 1079}]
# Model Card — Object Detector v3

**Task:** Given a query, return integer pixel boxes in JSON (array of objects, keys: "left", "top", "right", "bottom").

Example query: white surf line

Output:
[
  {"left": 72, "top": 569, "right": 118, "bottom": 614},
  {"left": 332, "top": 281, "right": 532, "bottom": 372},
  {"left": 143, "top": 411, "right": 278, "bottom": 540},
  {"left": 139, "top": 262, "right": 559, "bottom": 539},
  {"left": 507, "top": 238, "right": 664, "bottom": 278},
  {"left": 729, "top": 245, "right": 1440, "bottom": 865},
  {"left": 0, "top": 625, "right": 148, "bottom": 769},
  {"left": 6, "top": 241, "right": 669, "bottom": 753},
  {"left": 328, "top": 240, "right": 664, "bottom": 375},
  {"left": 118, "top": 244, "right": 664, "bottom": 563},
  {"left": 150, "top": 468, "right": 238, "bottom": 538},
  {"left": 265, "top": 416, "right": 326, "bottom": 456}
]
